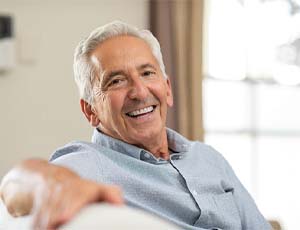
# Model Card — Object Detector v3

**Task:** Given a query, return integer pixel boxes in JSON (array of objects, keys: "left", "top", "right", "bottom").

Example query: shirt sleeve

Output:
[
  {"left": 211, "top": 146, "right": 272, "bottom": 230},
  {"left": 49, "top": 142, "right": 104, "bottom": 182}
]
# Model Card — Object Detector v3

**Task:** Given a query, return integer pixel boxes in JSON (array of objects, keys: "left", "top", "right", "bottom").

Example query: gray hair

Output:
[{"left": 73, "top": 21, "right": 167, "bottom": 104}]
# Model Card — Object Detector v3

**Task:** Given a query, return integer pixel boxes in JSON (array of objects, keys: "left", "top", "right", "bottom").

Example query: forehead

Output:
[{"left": 90, "top": 35, "right": 158, "bottom": 70}]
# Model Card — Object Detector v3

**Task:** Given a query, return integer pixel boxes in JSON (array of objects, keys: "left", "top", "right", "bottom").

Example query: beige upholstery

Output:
[{"left": 0, "top": 201, "right": 178, "bottom": 230}]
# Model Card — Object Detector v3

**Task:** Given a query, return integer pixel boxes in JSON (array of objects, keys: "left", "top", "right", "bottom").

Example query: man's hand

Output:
[{"left": 0, "top": 159, "right": 124, "bottom": 229}]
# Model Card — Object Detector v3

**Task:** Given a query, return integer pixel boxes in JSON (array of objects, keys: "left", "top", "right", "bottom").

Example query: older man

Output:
[{"left": 0, "top": 21, "right": 271, "bottom": 230}]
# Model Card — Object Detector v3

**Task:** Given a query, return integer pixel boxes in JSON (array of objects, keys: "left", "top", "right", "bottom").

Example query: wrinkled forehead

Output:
[{"left": 90, "top": 35, "right": 157, "bottom": 72}]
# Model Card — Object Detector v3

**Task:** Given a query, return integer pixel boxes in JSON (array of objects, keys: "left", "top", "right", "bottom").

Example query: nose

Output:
[{"left": 128, "top": 77, "right": 148, "bottom": 100}]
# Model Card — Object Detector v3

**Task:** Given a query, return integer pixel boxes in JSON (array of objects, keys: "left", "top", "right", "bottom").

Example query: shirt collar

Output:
[
  {"left": 91, "top": 128, "right": 191, "bottom": 163},
  {"left": 166, "top": 128, "right": 191, "bottom": 153}
]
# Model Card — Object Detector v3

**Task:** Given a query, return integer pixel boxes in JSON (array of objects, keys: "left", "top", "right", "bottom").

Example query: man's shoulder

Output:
[
  {"left": 188, "top": 140, "right": 230, "bottom": 168},
  {"left": 49, "top": 139, "right": 131, "bottom": 168},
  {"left": 49, "top": 141, "right": 101, "bottom": 162},
  {"left": 167, "top": 127, "right": 226, "bottom": 165},
  {"left": 49, "top": 141, "right": 116, "bottom": 181},
  {"left": 191, "top": 141, "right": 222, "bottom": 157}
]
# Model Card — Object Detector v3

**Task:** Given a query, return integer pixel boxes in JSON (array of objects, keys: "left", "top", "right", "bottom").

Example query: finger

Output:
[
  {"left": 32, "top": 182, "right": 62, "bottom": 230},
  {"left": 101, "top": 185, "right": 124, "bottom": 205},
  {"left": 43, "top": 184, "right": 65, "bottom": 229},
  {"left": 52, "top": 184, "right": 124, "bottom": 228},
  {"left": 47, "top": 188, "right": 75, "bottom": 229},
  {"left": 49, "top": 184, "right": 124, "bottom": 229},
  {"left": 78, "top": 181, "right": 124, "bottom": 205},
  {"left": 32, "top": 187, "right": 50, "bottom": 230},
  {"left": 47, "top": 181, "right": 92, "bottom": 229}
]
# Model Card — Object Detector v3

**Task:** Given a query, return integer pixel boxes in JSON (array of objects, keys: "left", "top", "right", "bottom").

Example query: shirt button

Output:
[
  {"left": 192, "top": 190, "right": 198, "bottom": 196},
  {"left": 171, "top": 155, "right": 183, "bottom": 160},
  {"left": 144, "top": 152, "right": 150, "bottom": 158}
]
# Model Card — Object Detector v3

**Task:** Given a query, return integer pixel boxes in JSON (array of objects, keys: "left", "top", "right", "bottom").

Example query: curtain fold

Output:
[{"left": 150, "top": 0, "right": 204, "bottom": 141}]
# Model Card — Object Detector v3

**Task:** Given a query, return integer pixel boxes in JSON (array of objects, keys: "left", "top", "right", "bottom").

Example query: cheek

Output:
[
  {"left": 151, "top": 82, "right": 169, "bottom": 104},
  {"left": 106, "top": 92, "right": 125, "bottom": 115}
]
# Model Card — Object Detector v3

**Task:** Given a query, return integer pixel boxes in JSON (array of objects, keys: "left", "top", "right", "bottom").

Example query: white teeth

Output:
[{"left": 128, "top": 106, "right": 154, "bottom": 116}]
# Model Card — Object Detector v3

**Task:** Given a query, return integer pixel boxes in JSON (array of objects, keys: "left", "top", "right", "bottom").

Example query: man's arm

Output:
[
  {"left": 0, "top": 159, "right": 123, "bottom": 229},
  {"left": 218, "top": 155, "right": 272, "bottom": 229}
]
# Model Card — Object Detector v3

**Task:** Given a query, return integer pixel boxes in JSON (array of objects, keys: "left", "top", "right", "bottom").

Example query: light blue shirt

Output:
[{"left": 50, "top": 128, "right": 271, "bottom": 230}]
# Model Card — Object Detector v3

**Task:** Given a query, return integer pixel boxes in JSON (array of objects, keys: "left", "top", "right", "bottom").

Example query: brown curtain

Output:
[{"left": 150, "top": 0, "right": 204, "bottom": 141}]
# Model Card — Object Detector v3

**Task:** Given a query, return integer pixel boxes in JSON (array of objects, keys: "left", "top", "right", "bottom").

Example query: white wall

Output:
[{"left": 0, "top": 0, "right": 149, "bottom": 178}]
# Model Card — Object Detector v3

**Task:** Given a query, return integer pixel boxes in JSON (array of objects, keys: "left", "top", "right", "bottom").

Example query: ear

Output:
[
  {"left": 166, "top": 77, "right": 174, "bottom": 107},
  {"left": 80, "top": 99, "right": 100, "bottom": 127}
]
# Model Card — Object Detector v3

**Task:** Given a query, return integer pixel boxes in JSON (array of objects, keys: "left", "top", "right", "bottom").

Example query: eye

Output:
[
  {"left": 111, "top": 79, "right": 121, "bottom": 85},
  {"left": 107, "top": 78, "right": 124, "bottom": 87},
  {"left": 142, "top": 70, "right": 155, "bottom": 77}
]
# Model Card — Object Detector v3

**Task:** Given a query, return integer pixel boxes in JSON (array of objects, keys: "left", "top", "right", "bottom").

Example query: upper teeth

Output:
[{"left": 128, "top": 106, "right": 154, "bottom": 116}]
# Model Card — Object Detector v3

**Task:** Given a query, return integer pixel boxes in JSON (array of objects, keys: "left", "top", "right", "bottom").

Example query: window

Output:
[{"left": 203, "top": 0, "right": 300, "bottom": 229}]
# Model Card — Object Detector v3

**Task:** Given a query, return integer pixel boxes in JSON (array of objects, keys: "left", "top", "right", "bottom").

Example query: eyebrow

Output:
[
  {"left": 102, "top": 63, "right": 157, "bottom": 87},
  {"left": 102, "top": 70, "right": 126, "bottom": 87},
  {"left": 138, "top": 63, "right": 157, "bottom": 71},
  {"left": 106, "top": 70, "right": 125, "bottom": 79}
]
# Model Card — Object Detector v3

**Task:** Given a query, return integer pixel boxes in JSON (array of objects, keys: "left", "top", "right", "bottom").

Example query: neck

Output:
[
  {"left": 140, "top": 128, "right": 170, "bottom": 160},
  {"left": 98, "top": 127, "right": 170, "bottom": 160}
]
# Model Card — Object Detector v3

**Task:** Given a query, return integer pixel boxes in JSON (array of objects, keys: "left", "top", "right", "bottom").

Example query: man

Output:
[{"left": 0, "top": 21, "right": 271, "bottom": 230}]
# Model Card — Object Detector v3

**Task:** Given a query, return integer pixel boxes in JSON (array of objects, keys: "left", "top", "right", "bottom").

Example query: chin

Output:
[{"left": 132, "top": 127, "right": 162, "bottom": 141}]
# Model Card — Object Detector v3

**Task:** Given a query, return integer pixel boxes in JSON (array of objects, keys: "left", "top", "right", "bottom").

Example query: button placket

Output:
[{"left": 170, "top": 154, "right": 184, "bottom": 161}]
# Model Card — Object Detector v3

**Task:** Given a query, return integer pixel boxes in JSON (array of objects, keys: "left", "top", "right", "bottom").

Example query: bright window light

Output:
[{"left": 204, "top": 0, "right": 300, "bottom": 229}]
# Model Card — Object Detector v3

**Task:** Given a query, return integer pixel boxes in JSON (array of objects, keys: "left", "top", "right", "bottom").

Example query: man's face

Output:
[{"left": 87, "top": 35, "right": 173, "bottom": 147}]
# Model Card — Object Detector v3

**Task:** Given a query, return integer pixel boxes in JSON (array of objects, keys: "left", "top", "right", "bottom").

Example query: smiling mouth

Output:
[{"left": 126, "top": 105, "right": 157, "bottom": 118}]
